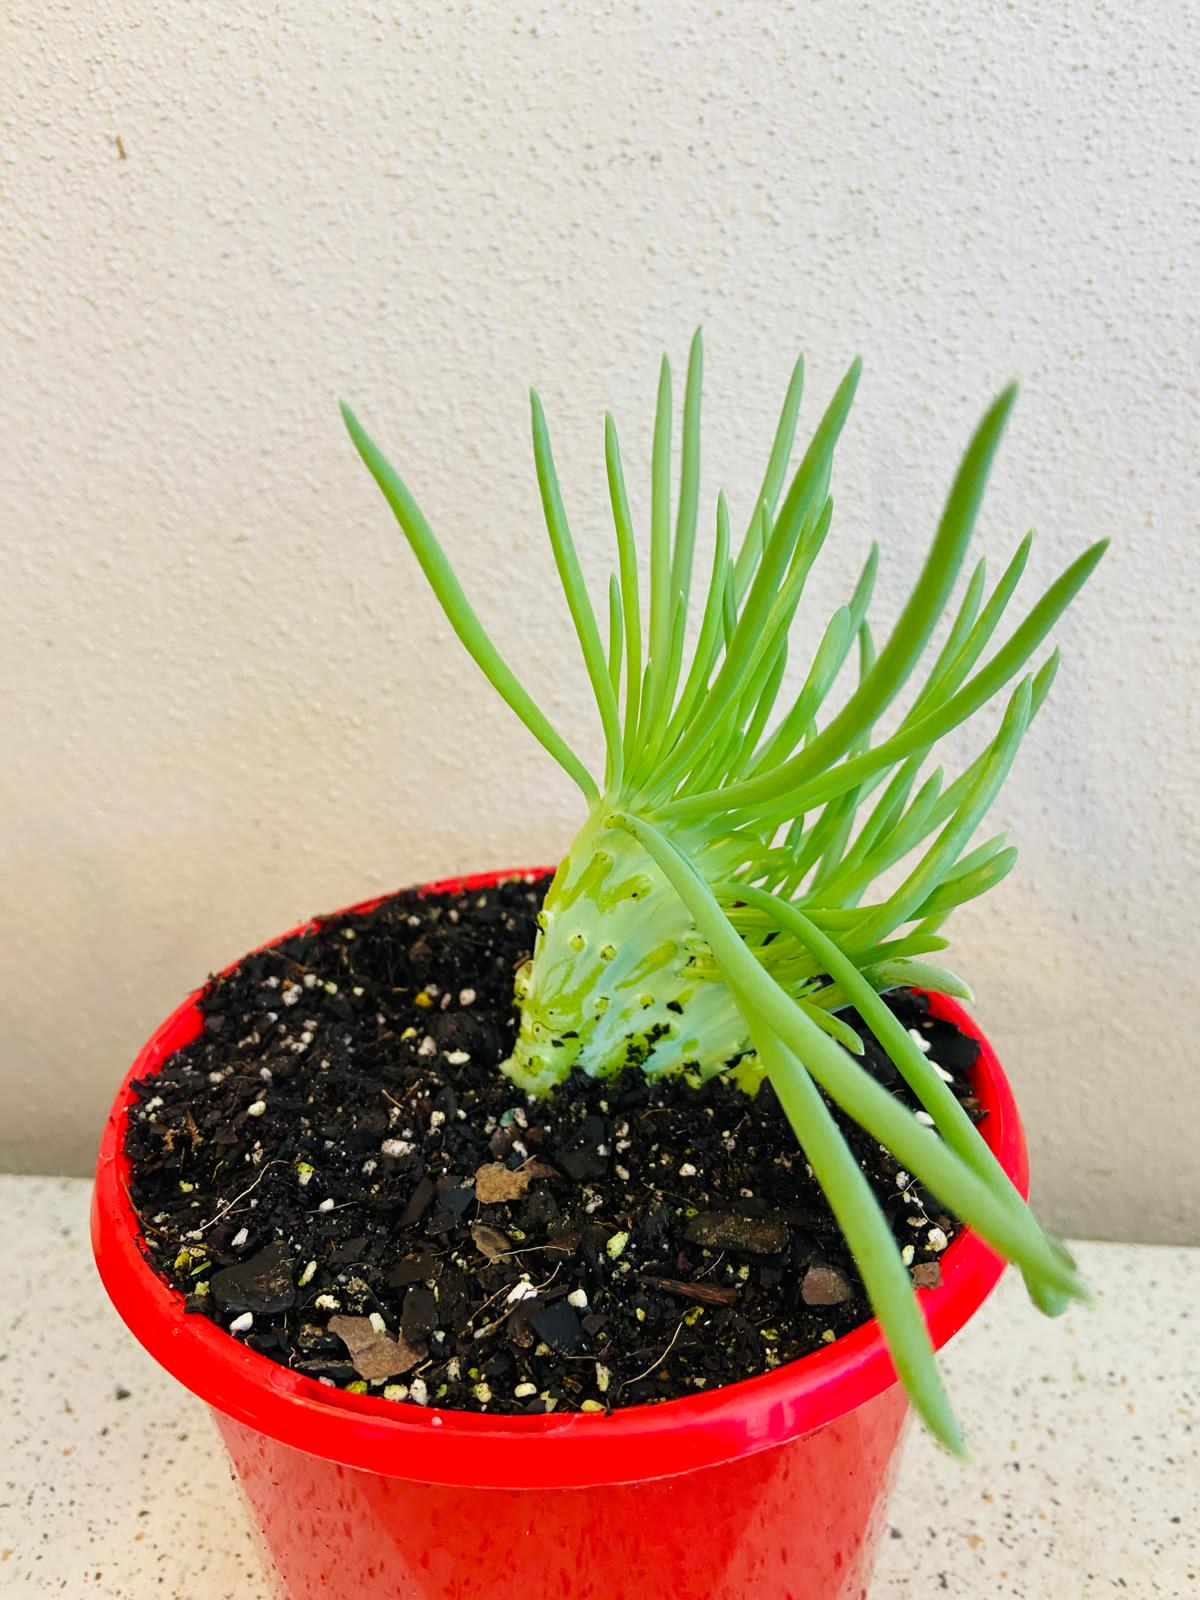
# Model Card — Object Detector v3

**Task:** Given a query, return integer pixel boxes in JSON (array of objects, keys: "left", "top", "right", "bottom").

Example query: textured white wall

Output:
[{"left": 1, "top": 3, "right": 1196, "bottom": 1241}]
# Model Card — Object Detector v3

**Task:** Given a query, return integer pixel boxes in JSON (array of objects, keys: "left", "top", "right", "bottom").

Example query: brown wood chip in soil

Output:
[
  {"left": 470, "top": 1223, "right": 513, "bottom": 1261},
  {"left": 473, "top": 1159, "right": 557, "bottom": 1204},
  {"left": 123, "top": 874, "right": 981, "bottom": 1417},
  {"left": 328, "top": 1314, "right": 424, "bottom": 1382},
  {"left": 640, "top": 1275, "right": 741, "bottom": 1307}
]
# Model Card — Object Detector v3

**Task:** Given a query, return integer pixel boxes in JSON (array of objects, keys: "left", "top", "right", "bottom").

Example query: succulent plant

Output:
[{"left": 342, "top": 332, "right": 1105, "bottom": 1449}]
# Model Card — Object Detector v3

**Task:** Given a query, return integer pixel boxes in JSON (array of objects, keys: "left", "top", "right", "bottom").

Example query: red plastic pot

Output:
[{"left": 93, "top": 868, "right": 1028, "bottom": 1600}]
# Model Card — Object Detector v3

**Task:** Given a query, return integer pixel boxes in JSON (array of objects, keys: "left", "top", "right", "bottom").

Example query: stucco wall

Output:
[{"left": 1, "top": 3, "right": 1196, "bottom": 1241}]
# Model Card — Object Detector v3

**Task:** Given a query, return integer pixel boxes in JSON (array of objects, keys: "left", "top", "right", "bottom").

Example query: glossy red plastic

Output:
[{"left": 93, "top": 868, "right": 1029, "bottom": 1599}]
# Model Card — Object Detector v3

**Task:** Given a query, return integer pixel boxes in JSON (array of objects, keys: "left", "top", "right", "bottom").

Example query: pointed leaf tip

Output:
[
  {"left": 943, "top": 1423, "right": 970, "bottom": 1461},
  {"left": 989, "top": 381, "right": 1020, "bottom": 429},
  {"left": 832, "top": 355, "right": 863, "bottom": 413},
  {"left": 340, "top": 402, "right": 376, "bottom": 463}
]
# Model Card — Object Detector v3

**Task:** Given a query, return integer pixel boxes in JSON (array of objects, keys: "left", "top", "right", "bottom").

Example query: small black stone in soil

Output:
[
  {"left": 211, "top": 1242, "right": 297, "bottom": 1315},
  {"left": 400, "top": 1286, "right": 439, "bottom": 1342},
  {"left": 529, "top": 1298, "right": 588, "bottom": 1354}
]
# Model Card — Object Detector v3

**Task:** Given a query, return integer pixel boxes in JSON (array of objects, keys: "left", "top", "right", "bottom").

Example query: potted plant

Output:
[{"left": 93, "top": 333, "right": 1104, "bottom": 1600}]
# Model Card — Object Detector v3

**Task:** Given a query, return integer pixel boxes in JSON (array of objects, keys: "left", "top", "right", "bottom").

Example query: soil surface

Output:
[{"left": 124, "top": 874, "right": 983, "bottom": 1416}]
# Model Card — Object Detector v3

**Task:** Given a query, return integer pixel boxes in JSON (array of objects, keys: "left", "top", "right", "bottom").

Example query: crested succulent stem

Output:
[{"left": 501, "top": 802, "right": 751, "bottom": 1093}]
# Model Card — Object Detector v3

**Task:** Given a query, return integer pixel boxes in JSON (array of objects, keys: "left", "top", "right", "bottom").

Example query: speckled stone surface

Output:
[{"left": 1, "top": 1176, "right": 1195, "bottom": 1596}]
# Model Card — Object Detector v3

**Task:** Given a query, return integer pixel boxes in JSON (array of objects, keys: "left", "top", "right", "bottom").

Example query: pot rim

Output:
[{"left": 92, "top": 866, "right": 1028, "bottom": 1490}]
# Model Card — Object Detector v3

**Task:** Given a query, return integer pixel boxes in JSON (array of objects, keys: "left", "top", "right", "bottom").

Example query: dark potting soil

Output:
[{"left": 124, "top": 873, "right": 984, "bottom": 1416}]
